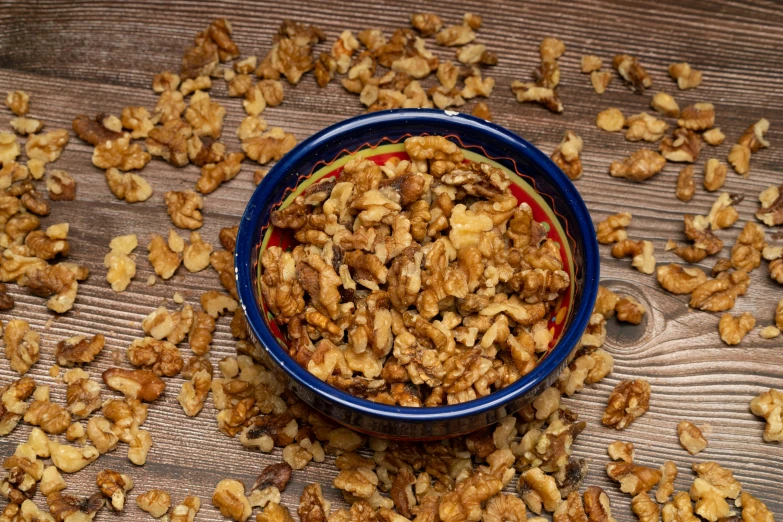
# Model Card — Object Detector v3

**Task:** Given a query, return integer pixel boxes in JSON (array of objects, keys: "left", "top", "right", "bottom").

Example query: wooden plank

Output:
[{"left": 0, "top": 0, "right": 782, "bottom": 519}]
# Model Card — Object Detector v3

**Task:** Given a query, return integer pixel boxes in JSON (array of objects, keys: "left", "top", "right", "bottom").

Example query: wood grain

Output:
[{"left": 1, "top": 0, "right": 782, "bottom": 519}]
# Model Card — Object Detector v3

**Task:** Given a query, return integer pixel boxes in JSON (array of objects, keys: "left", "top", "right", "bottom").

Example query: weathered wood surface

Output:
[{"left": 1, "top": 0, "right": 782, "bottom": 519}]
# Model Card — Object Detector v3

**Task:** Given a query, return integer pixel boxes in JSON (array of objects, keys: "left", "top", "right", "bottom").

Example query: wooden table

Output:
[{"left": 1, "top": 0, "right": 781, "bottom": 519}]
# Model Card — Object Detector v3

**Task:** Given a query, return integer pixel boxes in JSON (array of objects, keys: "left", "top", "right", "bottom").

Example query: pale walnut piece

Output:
[
  {"left": 581, "top": 55, "right": 602, "bottom": 73},
  {"left": 242, "top": 127, "right": 297, "bottom": 164},
  {"left": 613, "top": 54, "right": 652, "bottom": 93},
  {"left": 136, "top": 489, "right": 171, "bottom": 518},
  {"left": 10, "top": 117, "right": 44, "bottom": 136},
  {"left": 596, "top": 212, "right": 632, "bottom": 244},
  {"left": 625, "top": 112, "right": 669, "bottom": 142},
  {"left": 170, "top": 495, "right": 202, "bottom": 522},
  {"left": 692, "top": 461, "right": 742, "bottom": 499},
  {"left": 676, "top": 165, "right": 695, "bottom": 202},
  {"left": 185, "top": 91, "right": 226, "bottom": 139},
  {"left": 750, "top": 388, "right": 783, "bottom": 442},
  {"left": 669, "top": 62, "right": 703, "bottom": 89},
  {"left": 607, "top": 441, "right": 635, "bottom": 463},
  {"left": 703, "top": 159, "right": 727, "bottom": 192},
  {"left": 739, "top": 491, "right": 774, "bottom": 522},
  {"left": 602, "top": 379, "right": 651, "bottom": 430},
  {"left": 678, "top": 421, "right": 708, "bottom": 454},
  {"left": 105, "top": 234, "right": 138, "bottom": 291},
  {"left": 26, "top": 129, "right": 70, "bottom": 164},
  {"left": 657, "top": 264, "right": 708, "bottom": 295},
  {"left": 591, "top": 70, "right": 613, "bottom": 94},
  {"left": 165, "top": 190, "right": 203, "bottom": 230},
  {"left": 605, "top": 461, "right": 662, "bottom": 496},
  {"left": 731, "top": 221, "right": 766, "bottom": 271},
  {"left": 102, "top": 368, "right": 166, "bottom": 401},
  {"left": 511, "top": 82, "right": 563, "bottom": 113},
  {"left": 631, "top": 492, "right": 660, "bottom": 522},
  {"left": 703, "top": 127, "right": 726, "bottom": 146},
  {"left": 0, "top": 132, "right": 21, "bottom": 166},
  {"left": 93, "top": 135, "right": 151, "bottom": 171},
  {"left": 5, "top": 90, "right": 30, "bottom": 116},
  {"left": 650, "top": 92, "right": 680, "bottom": 118},
  {"left": 550, "top": 130, "right": 583, "bottom": 180},
  {"left": 4, "top": 319, "right": 40, "bottom": 374},
  {"left": 436, "top": 24, "right": 476, "bottom": 46},
  {"left": 105, "top": 168, "right": 152, "bottom": 203},
  {"left": 755, "top": 184, "right": 783, "bottom": 226},
  {"left": 609, "top": 149, "right": 666, "bottom": 182},
  {"left": 662, "top": 491, "right": 697, "bottom": 522},
  {"left": 689, "top": 478, "right": 730, "bottom": 521}
]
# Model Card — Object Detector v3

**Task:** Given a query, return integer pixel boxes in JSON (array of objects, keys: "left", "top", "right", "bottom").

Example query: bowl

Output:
[{"left": 235, "top": 109, "right": 599, "bottom": 440}]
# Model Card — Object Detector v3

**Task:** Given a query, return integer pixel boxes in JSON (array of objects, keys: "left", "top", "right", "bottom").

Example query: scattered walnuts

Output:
[
  {"left": 750, "top": 388, "right": 783, "bottom": 442},
  {"left": 678, "top": 420, "right": 708, "bottom": 455},
  {"left": 136, "top": 489, "right": 171, "bottom": 518},
  {"left": 165, "top": 190, "right": 204, "bottom": 230},
  {"left": 602, "top": 379, "right": 651, "bottom": 430},
  {"left": 669, "top": 62, "right": 703, "bottom": 89},
  {"left": 550, "top": 130, "right": 583, "bottom": 180},
  {"left": 609, "top": 149, "right": 666, "bottom": 182},
  {"left": 213, "top": 478, "right": 252, "bottom": 522}
]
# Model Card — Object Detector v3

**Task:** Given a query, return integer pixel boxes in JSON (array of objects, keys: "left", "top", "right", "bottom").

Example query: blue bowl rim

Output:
[{"left": 235, "top": 108, "right": 599, "bottom": 424}]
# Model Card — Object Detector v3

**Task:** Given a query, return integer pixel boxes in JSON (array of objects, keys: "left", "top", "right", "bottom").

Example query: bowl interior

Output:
[
  {"left": 257, "top": 142, "right": 577, "bottom": 354},
  {"left": 237, "top": 110, "right": 598, "bottom": 438}
]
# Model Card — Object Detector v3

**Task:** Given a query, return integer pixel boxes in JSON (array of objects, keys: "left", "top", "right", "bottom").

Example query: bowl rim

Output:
[{"left": 235, "top": 108, "right": 599, "bottom": 423}]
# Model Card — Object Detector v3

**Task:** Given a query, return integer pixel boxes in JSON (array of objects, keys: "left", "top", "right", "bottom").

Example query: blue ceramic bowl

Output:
[{"left": 235, "top": 109, "right": 599, "bottom": 440}]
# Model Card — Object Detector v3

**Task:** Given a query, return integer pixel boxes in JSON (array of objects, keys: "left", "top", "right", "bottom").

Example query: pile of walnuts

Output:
[{"left": 262, "top": 135, "right": 570, "bottom": 407}]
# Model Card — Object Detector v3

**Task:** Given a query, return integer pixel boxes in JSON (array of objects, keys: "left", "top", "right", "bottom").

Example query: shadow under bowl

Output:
[{"left": 235, "top": 109, "right": 599, "bottom": 440}]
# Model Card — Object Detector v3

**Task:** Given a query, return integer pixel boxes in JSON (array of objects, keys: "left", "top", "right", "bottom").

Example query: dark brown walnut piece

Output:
[
  {"left": 102, "top": 368, "right": 166, "bottom": 402},
  {"left": 602, "top": 379, "right": 651, "bottom": 430},
  {"left": 72, "top": 114, "right": 124, "bottom": 146},
  {"left": 56, "top": 334, "right": 105, "bottom": 366},
  {"left": 219, "top": 226, "right": 238, "bottom": 252},
  {"left": 252, "top": 462, "right": 293, "bottom": 492},
  {"left": 0, "top": 283, "right": 14, "bottom": 310},
  {"left": 47, "top": 491, "right": 106, "bottom": 522},
  {"left": 46, "top": 170, "right": 77, "bottom": 201},
  {"left": 583, "top": 486, "right": 615, "bottom": 522}
]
